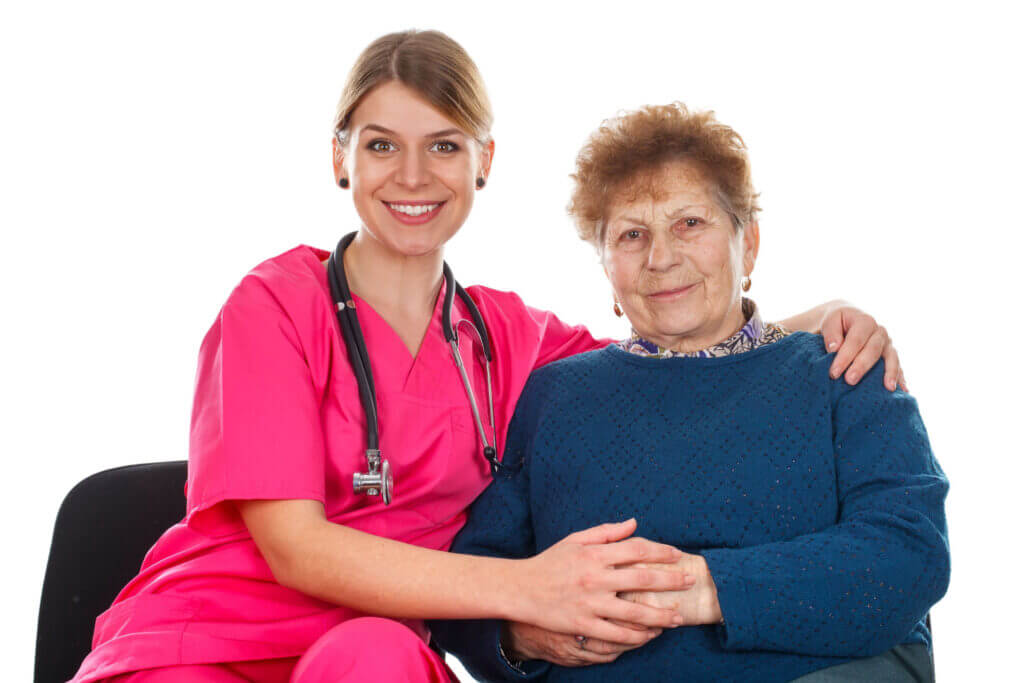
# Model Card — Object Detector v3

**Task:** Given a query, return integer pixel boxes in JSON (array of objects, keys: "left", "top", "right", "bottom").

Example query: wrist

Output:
[
  {"left": 495, "top": 558, "right": 531, "bottom": 622},
  {"left": 696, "top": 556, "right": 723, "bottom": 625},
  {"left": 499, "top": 622, "right": 530, "bottom": 670}
]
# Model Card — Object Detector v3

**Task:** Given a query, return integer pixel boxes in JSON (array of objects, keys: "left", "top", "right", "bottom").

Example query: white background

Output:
[{"left": 3, "top": 1, "right": 1020, "bottom": 680}]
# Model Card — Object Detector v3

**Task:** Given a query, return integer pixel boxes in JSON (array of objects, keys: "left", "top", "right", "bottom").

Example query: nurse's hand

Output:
[
  {"left": 513, "top": 519, "right": 695, "bottom": 645},
  {"left": 783, "top": 300, "right": 906, "bottom": 391},
  {"left": 502, "top": 619, "right": 658, "bottom": 667}
]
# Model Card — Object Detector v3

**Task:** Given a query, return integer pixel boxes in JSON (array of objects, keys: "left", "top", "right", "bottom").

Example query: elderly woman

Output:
[{"left": 430, "top": 104, "right": 949, "bottom": 682}]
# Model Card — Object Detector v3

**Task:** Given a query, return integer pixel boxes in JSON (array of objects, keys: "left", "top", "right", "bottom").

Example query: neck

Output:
[
  {"left": 647, "top": 298, "right": 747, "bottom": 354},
  {"left": 342, "top": 230, "right": 445, "bottom": 320}
]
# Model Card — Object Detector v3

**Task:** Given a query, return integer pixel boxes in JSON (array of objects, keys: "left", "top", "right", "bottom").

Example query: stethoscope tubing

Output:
[{"left": 328, "top": 231, "right": 506, "bottom": 504}]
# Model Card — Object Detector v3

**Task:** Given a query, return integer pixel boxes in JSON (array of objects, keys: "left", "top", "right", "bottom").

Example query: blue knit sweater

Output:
[{"left": 430, "top": 333, "right": 949, "bottom": 683}]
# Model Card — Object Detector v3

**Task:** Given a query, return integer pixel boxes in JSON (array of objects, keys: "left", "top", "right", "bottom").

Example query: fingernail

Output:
[
  {"left": 846, "top": 373, "right": 858, "bottom": 383},
  {"left": 672, "top": 615, "right": 684, "bottom": 626},
  {"left": 827, "top": 341, "right": 838, "bottom": 351},
  {"left": 830, "top": 367, "right": 839, "bottom": 379},
  {"left": 673, "top": 548, "right": 684, "bottom": 557}
]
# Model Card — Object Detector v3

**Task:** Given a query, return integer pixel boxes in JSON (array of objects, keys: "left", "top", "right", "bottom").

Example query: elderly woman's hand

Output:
[
  {"left": 502, "top": 619, "right": 660, "bottom": 668},
  {"left": 620, "top": 554, "right": 722, "bottom": 626}
]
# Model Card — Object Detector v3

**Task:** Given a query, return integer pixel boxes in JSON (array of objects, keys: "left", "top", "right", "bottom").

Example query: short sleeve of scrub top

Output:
[{"left": 185, "top": 272, "right": 328, "bottom": 532}]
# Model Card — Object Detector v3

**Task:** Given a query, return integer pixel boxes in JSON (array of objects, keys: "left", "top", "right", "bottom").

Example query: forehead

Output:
[
  {"left": 347, "top": 81, "right": 466, "bottom": 138},
  {"left": 607, "top": 161, "right": 716, "bottom": 221}
]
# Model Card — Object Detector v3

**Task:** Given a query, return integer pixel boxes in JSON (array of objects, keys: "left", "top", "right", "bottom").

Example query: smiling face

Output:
[
  {"left": 333, "top": 80, "right": 493, "bottom": 258},
  {"left": 602, "top": 160, "right": 760, "bottom": 352}
]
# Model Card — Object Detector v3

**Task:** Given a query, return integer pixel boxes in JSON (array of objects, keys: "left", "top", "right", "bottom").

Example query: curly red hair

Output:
[{"left": 569, "top": 102, "right": 760, "bottom": 248}]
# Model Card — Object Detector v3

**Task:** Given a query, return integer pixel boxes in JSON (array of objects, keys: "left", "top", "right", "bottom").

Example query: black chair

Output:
[{"left": 35, "top": 461, "right": 188, "bottom": 683}]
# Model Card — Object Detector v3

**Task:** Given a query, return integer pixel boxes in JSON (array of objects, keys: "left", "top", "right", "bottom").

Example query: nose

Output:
[
  {"left": 394, "top": 148, "right": 430, "bottom": 190},
  {"left": 646, "top": 232, "right": 679, "bottom": 272}
]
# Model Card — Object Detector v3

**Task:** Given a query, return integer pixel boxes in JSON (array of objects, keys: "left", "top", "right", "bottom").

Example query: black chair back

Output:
[{"left": 35, "top": 461, "right": 188, "bottom": 683}]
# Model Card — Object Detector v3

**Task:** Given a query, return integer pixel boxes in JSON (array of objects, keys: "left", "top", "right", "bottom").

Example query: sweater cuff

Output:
[
  {"left": 493, "top": 621, "right": 552, "bottom": 681},
  {"left": 700, "top": 548, "right": 759, "bottom": 651}
]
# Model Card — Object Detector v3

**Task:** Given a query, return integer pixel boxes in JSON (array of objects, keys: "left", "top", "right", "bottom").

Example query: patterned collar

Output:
[{"left": 617, "top": 298, "right": 790, "bottom": 359}]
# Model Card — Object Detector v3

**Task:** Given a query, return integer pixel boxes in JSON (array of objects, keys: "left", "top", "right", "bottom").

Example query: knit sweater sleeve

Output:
[
  {"left": 428, "top": 373, "right": 552, "bottom": 682},
  {"left": 700, "top": 362, "right": 950, "bottom": 657}
]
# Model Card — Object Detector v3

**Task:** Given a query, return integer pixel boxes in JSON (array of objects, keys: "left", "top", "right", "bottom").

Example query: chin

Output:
[{"left": 373, "top": 220, "right": 459, "bottom": 256}]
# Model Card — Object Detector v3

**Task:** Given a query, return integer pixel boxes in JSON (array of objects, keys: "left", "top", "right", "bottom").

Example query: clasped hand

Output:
[{"left": 507, "top": 528, "right": 717, "bottom": 667}]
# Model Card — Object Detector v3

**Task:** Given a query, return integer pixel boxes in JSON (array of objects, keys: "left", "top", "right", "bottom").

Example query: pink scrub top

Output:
[{"left": 72, "top": 245, "right": 607, "bottom": 683}]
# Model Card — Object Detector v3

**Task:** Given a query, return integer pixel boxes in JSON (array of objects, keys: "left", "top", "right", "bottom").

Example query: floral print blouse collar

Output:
[{"left": 617, "top": 298, "right": 790, "bottom": 359}]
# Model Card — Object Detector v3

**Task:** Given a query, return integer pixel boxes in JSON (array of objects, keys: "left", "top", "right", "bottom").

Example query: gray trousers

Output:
[{"left": 789, "top": 644, "right": 933, "bottom": 682}]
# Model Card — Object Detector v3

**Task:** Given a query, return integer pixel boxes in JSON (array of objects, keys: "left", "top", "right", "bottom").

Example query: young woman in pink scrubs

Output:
[{"left": 72, "top": 30, "right": 905, "bottom": 683}]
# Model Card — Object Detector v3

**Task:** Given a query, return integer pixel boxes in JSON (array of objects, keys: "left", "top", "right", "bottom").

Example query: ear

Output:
[
  {"left": 331, "top": 135, "right": 347, "bottom": 186},
  {"left": 742, "top": 220, "right": 760, "bottom": 276},
  {"left": 478, "top": 138, "right": 495, "bottom": 183}
]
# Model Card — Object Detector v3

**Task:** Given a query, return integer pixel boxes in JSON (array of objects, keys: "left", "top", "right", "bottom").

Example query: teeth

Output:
[{"left": 387, "top": 203, "right": 440, "bottom": 216}]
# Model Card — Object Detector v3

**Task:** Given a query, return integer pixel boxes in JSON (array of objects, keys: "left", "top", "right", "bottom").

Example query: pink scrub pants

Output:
[{"left": 105, "top": 618, "right": 458, "bottom": 682}]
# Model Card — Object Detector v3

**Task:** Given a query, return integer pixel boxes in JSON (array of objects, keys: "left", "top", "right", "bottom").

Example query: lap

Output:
[
  {"left": 790, "top": 644, "right": 933, "bottom": 683},
  {"left": 292, "top": 617, "right": 456, "bottom": 682},
  {"left": 104, "top": 659, "right": 295, "bottom": 682},
  {"left": 102, "top": 617, "right": 455, "bottom": 683}
]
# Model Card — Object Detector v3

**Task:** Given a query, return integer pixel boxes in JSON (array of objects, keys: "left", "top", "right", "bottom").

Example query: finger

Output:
[
  {"left": 597, "top": 537, "right": 684, "bottom": 565},
  {"left": 599, "top": 597, "right": 683, "bottom": 629},
  {"left": 842, "top": 326, "right": 888, "bottom": 385},
  {"left": 576, "top": 616, "right": 664, "bottom": 645},
  {"left": 562, "top": 518, "right": 637, "bottom": 546},
  {"left": 829, "top": 314, "right": 873, "bottom": 379},
  {"left": 820, "top": 308, "right": 846, "bottom": 354},
  {"left": 561, "top": 649, "right": 620, "bottom": 666},
  {"left": 898, "top": 369, "right": 909, "bottom": 392},
  {"left": 882, "top": 341, "right": 901, "bottom": 392},
  {"left": 599, "top": 565, "right": 695, "bottom": 593},
  {"left": 606, "top": 617, "right": 660, "bottom": 633},
  {"left": 581, "top": 634, "right": 655, "bottom": 656}
]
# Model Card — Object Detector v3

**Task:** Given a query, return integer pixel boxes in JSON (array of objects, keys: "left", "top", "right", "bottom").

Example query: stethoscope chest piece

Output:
[{"left": 353, "top": 449, "right": 393, "bottom": 505}]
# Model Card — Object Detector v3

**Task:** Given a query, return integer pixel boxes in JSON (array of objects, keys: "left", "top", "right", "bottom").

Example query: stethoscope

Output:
[{"left": 327, "top": 232, "right": 507, "bottom": 505}]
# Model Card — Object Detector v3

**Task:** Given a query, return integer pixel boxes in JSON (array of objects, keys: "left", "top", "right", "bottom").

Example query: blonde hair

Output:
[
  {"left": 333, "top": 30, "right": 493, "bottom": 145},
  {"left": 569, "top": 102, "right": 760, "bottom": 248}
]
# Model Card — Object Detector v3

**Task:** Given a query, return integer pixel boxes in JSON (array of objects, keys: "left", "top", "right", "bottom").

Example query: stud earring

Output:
[
  {"left": 476, "top": 177, "right": 486, "bottom": 189},
  {"left": 613, "top": 302, "right": 624, "bottom": 317},
  {"left": 742, "top": 276, "right": 751, "bottom": 292},
  {"left": 338, "top": 177, "right": 349, "bottom": 189}
]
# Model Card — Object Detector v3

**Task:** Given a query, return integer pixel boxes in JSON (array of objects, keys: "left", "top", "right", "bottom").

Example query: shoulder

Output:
[
  {"left": 461, "top": 284, "right": 555, "bottom": 347},
  {"left": 776, "top": 332, "right": 905, "bottom": 417},
  {"left": 462, "top": 284, "right": 534, "bottom": 322},
  {"left": 223, "top": 244, "right": 329, "bottom": 319},
  {"left": 517, "top": 347, "right": 611, "bottom": 406}
]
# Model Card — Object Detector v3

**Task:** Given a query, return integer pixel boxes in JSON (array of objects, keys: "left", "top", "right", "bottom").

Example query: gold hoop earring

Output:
[
  {"left": 742, "top": 276, "right": 752, "bottom": 292},
  {"left": 613, "top": 302, "right": 624, "bottom": 317}
]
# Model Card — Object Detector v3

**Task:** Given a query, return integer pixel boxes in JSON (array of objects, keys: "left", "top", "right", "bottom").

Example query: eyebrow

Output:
[
  {"left": 664, "top": 204, "right": 705, "bottom": 218},
  {"left": 362, "top": 124, "right": 466, "bottom": 138},
  {"left": 612, "top": 205, "right": 704, "bottom": 226}
]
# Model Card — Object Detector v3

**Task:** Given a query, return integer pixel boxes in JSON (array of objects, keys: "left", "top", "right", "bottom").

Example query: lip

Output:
[
  {"left": 381, "top": 200, "right": 447, "bottom": 225},
  {"left": 647, "top": 283, "right": 698, "bottom": 301}
]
